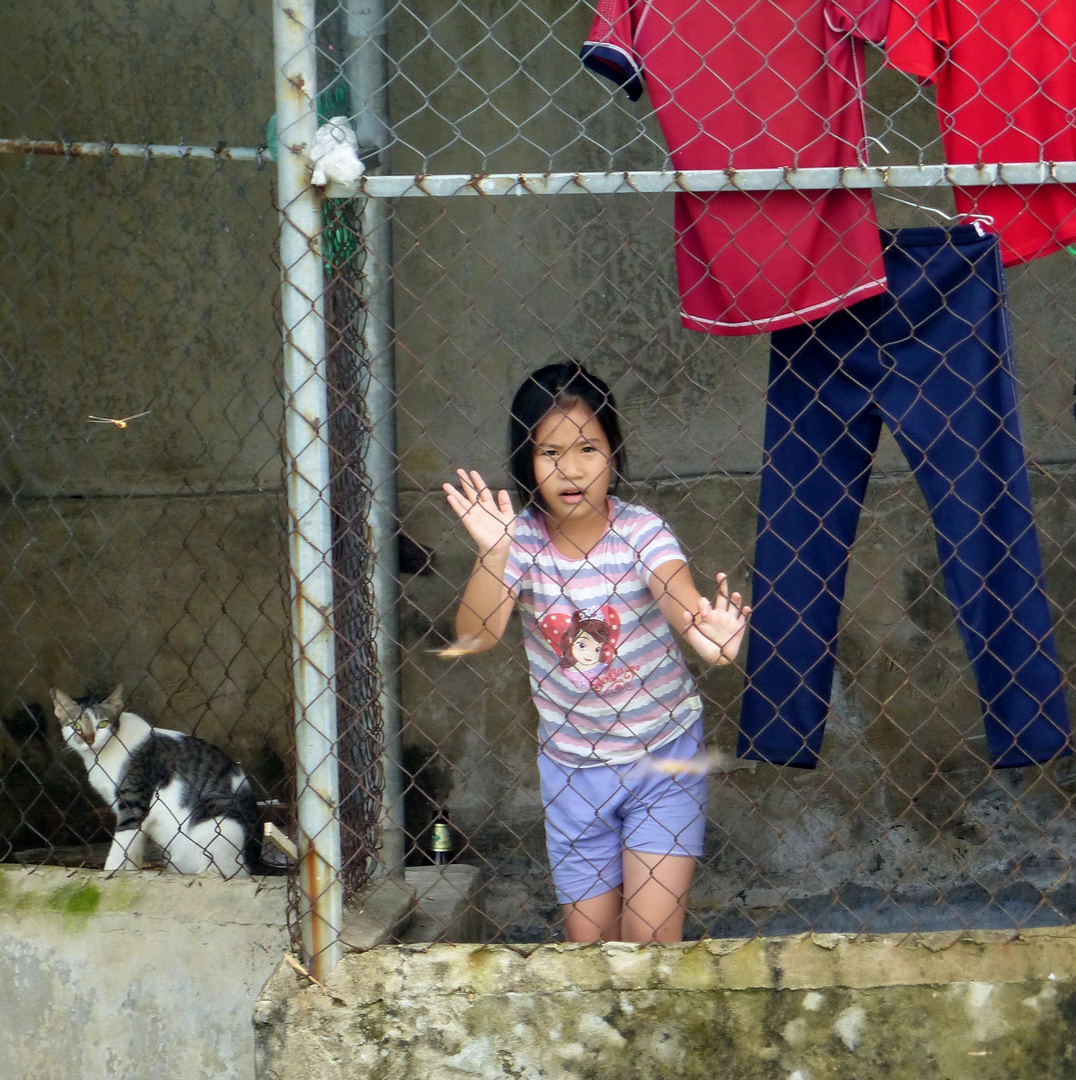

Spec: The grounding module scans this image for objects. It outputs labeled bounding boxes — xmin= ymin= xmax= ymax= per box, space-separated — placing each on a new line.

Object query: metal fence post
xmin=274 ymin=0 xmax=343 ymax=978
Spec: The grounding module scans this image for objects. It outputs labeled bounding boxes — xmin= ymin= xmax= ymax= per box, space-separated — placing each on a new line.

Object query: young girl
xmin=443 ymin=363 xmax=748 ymax=943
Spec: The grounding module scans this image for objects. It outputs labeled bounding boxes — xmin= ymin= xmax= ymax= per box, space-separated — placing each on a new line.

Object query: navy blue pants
xmin=739 ymin=225 xmax=1071 ymax=769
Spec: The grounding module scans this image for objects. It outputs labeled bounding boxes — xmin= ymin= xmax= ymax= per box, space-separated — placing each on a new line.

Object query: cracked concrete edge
xmin=251 ymin=925 xmax=1076 ymax=1010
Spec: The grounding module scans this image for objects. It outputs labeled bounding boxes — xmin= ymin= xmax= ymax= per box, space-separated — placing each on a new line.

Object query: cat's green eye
xmin=97 ymin=720 xmax=109 ymax=728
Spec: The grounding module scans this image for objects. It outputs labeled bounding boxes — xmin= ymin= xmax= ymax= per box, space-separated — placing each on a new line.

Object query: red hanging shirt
xmin=582 ymin=0 xmax=890 ymax=336
xmin=886 ymin=0 xmax=1076 ymax=265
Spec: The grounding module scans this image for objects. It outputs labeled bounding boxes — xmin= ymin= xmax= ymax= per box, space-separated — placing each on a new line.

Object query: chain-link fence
xmin=0 ymin=2 xmax=291 ymax=878
xmin=3 ymin=0 xmax=1076 ymax=974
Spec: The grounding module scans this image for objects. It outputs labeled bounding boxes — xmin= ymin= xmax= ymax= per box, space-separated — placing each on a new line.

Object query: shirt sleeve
xmin=824 ymin=0 xmax=892 ymax=45
xmin=580 ymin=0 xmax=645 ymax=102
xmin=632 ymin=510 xmax=687 ymax=581
xmin=504 ymin=535 xmax=526 ymax=601
xmin=885 ymin=0 xmax=948 ymax=83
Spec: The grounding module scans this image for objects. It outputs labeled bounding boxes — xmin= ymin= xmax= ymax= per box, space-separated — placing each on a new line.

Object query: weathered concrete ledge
xmin=253 ymin=927 xmax=1076 ymax=1079
xmin=0 ymin=865 xmax=289 ymax=1080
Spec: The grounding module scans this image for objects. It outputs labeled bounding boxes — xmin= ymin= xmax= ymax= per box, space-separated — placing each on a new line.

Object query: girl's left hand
xmin=682 ymin=573 xmax=750 ymax=666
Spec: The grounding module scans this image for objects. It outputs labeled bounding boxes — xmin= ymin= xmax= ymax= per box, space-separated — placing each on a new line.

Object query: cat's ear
xmin=50 ymin=688 xmax=80 ymax=724
xmin=98 ymin=685 xmax=125 ymax=722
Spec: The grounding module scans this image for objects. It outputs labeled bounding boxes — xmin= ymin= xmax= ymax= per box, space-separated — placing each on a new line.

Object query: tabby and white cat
xmin=53 ymin=685 xmax=265 ymax=877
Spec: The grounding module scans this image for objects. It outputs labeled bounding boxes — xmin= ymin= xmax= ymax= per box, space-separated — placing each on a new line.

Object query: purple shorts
xmin=538 ymin=725 xmax=708 ymax=905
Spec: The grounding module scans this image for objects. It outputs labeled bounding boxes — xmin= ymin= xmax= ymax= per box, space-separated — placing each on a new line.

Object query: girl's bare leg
xmin=562 ymin=887 xmax=623 ymax=942
xmin=620 ymin=851 xmax=695 ymax=943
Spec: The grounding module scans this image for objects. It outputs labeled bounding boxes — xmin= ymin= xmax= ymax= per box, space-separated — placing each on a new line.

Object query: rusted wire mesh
xmin=325 ymin=198 xmax=386 ymax=898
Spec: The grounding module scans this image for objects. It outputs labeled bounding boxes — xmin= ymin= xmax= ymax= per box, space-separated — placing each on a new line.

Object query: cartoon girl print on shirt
xmin=540 ymin=605 xmax=633 ymax=692
xmin=561 ymin=612 xmax=614 ymax=687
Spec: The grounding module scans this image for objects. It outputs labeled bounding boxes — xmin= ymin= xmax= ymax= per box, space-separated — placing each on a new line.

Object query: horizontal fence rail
xmin=4 ymin=138 xmax=1076 ymax=196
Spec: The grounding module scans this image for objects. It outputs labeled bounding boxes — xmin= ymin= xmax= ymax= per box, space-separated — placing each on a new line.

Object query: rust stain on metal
xmin=1 ymin=139 xmax=69 ymax=157
xmin=303 ymin=849 xmax=327 ymax=969
xmin=466 ymin=172 xmax=490 ymax=194
xmin=1 ymin=139 xmax=238 ymax=160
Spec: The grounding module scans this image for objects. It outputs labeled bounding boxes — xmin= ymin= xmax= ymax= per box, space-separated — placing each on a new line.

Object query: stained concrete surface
xmin=0 ymin=866 xmax=289 ymax=1080
xmin=253 ymin=928 xmax=1076 ymax=1080
xmin=0 ymin=863 xmax=477 ymax=1079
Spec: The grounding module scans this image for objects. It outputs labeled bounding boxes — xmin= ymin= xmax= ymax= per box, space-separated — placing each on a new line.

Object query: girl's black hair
xmin=508 ymin=363 xmax=626 ymax=508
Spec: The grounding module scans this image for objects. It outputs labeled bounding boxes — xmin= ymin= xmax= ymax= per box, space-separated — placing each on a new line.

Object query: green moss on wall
xmin=0 ymin=870 xmax=139 ymax=919
xmin=45 ymin=881 xmax=101 ymax=917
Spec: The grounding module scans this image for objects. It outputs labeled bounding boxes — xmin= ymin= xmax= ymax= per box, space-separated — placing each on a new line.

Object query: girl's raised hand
xmin=443 ymin=469 xmax=517 ymax=556
xmin=682 ymin=573 xmax=750 ymax=666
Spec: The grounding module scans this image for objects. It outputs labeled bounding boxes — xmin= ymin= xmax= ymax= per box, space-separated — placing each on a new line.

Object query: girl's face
xmin=532 ymin=402 xmax=613 ymax=526
xmin=570 ymin=631 xmax=603 ymax=669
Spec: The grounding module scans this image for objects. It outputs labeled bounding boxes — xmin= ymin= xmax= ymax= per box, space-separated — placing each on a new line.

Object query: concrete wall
xmin=0 ymin=866 xmax=288 ymax=1080
xmin=0 ymin=3 xmax=290 ymax=845
xmin=254 ymin=928 xmax=1076 ymax=1079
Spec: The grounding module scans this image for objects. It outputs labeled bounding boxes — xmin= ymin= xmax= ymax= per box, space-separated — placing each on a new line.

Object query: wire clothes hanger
xmin=859 ymin=137 xmax=995 ymax=229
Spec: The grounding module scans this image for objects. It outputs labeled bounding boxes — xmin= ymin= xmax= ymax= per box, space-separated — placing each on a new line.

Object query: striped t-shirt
xmin=505 ymin=497 xmax=702 ymax=767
